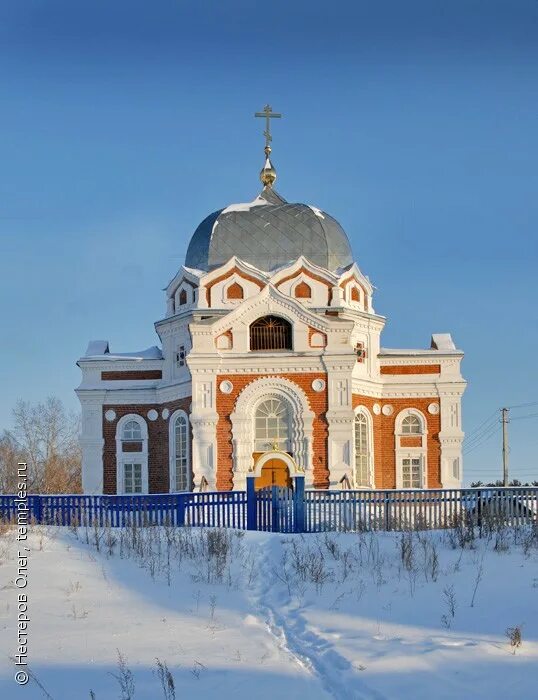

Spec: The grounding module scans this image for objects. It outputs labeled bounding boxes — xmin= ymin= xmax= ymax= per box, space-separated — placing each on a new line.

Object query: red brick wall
xmin=400 ymin=436 xmax=423 ymax=448
xmin=380 ymin=365 xmax=440 ymax=375
xmin=294 ymin=281 xmax=312 ymax=298
xmin=352 ymin=395 xmax=441 ymax=489
xmin=226 ymin=282 xmax=244 ymax=300
xmin=215 ymin=373 xmax=329 ymax=490
xmin=102 ymin=398 xmax=191 ymax=494
xmin=101 ymin=370 xmax=163 ymax=380
xmin=122 ymin=442 xmax=143 ymax=452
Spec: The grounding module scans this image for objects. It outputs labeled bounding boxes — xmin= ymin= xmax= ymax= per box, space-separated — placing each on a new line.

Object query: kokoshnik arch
xmin=76 ymin=106 xmax=466 ymax=495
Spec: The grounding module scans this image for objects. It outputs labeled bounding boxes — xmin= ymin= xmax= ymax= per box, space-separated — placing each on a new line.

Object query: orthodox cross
xmin=336 ymin=380 xmax=348 ymax=407
xmin=254 ymin=104 xmax=282 ymax=149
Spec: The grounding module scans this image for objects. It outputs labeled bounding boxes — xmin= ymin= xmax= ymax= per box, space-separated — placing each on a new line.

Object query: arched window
xmin=116 ymin=416 xmax=148 ymax=494
xmin=294 ymin=281 xmax=312 ymax=299
xmin=179 ymin=289 xmax=188 ymax=306
xmin=250 ymin=316 xmax=292 ymax=351
xmin=226 ymin=282 xmax=244 ymax=300
xmin=396 ymin=410 xmax=427 ymax=489
xmin=255 ymin=398 xmax=290 ymax=452
xmin=171 ymin=412 xmax=190 ymax=491
xmin=401 ymin=414 xmax=422 ymax=434
xmin=354 ymin=412 xmax=371 ymax=487
xmin=351 ymin=286 xmax=360 ymax=302
xmin=122 ymin=420 xmax=142 ymax=441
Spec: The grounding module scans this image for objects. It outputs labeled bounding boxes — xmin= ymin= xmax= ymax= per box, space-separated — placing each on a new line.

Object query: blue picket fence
xmin=1 ymin=485 xmax=537 ymax=533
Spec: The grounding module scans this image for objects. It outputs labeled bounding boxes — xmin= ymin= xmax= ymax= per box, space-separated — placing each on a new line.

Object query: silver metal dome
xmin=185 ymin=187 xmax=354 ymax=273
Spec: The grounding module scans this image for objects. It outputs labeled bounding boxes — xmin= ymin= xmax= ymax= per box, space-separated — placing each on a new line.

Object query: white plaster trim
xmin=230 ymin=377 xmax=315 ymax=484
xmin=251 ymin=450 xmax=301 ymax=477
xmin=270 ymin=255 xmax=338 ymax=287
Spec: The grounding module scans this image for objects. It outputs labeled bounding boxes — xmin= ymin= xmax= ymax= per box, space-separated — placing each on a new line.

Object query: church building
xmin=77 ymin=107 xmax=466 ymax=495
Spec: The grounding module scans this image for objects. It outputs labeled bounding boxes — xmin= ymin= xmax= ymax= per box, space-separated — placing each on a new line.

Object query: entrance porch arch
xmin=252 ymin=450 xmax=299 ymax=490
xmin=230 ymin=377 xmax=315 ymax=489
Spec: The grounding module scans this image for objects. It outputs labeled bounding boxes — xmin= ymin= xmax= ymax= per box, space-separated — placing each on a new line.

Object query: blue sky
xmin=0 ymin=1 xmax=537 ymax=484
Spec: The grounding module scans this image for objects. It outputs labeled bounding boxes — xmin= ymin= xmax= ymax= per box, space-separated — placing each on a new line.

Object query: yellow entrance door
xmin=255 ymin=458 xmax=292 ymax=490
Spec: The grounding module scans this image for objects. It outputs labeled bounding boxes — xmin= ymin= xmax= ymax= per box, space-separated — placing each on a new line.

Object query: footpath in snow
xmin=0 ymin=522 xmax=537 ymax=699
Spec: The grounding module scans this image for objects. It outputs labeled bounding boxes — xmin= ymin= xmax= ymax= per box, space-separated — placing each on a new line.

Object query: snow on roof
xmin=307 ymin=205 xmax=325 ymax=219
xmin=380 ymin=334 xmax=461 ymax=356
xmin=220 ymin=195 xmax=269 ymax=215
xmin=83 ymin=342 xmax=163 ymax=361
xmin=430 ymin=333 xmax=456 ymax=351
xmin=85 ymin=340 xmax=109 ymax=356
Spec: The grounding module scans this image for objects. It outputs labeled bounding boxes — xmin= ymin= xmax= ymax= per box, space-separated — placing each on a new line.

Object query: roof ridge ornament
xmin=254 ymin=104 xmax=281 ymax=187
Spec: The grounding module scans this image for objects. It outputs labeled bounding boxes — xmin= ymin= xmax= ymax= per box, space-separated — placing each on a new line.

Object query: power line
xmin=463 ymin=423 xmax=500 ymax=455
xmin=463 ymin=415 xmax=499 ymax=445
xmin=463 ymin=422 xmax=499 ymax=450
xmin=463 ymin=410 xmax=499 ymax=442
xmin=506 ymin=401 xmax=538 ymax=410
xmin=511 ymin=412 xmax=538 ymax=421
xmin=463 ymin=421 xmax=500 ymax=448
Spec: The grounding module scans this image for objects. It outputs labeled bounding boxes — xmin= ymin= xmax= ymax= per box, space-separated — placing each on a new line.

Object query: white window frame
xmin=353 ymin=406 xmax=374 ymax=488
xmin=115 ymin=414 xmax=149 ymax=494
xmin=394 ymin=409 xmax=428 ymax=489
xmin=123 ymin=462 xmax=144 ymax=494
xmin=401 ymin=414 xmax=422 ymax=434
xmin=254 ymin=397 xmax=291 ymax=453
xmin=169 ymin=410 xmax=191 ymax=492
xmin=401 ymin=456 xmax=424 ymax=489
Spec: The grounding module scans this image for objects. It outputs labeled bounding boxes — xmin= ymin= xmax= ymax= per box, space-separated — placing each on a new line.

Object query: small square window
xmin=124 ymin=463 xmax=143 ymax=494
xmin=402 ymin=458 xmax=422 ymax=488
xmin=176 ymin=345 xmax=186 ymax=367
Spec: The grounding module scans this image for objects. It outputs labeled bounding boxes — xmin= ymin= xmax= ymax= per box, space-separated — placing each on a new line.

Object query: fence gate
xmin=255 ymin=486 xmax=295 ymax=533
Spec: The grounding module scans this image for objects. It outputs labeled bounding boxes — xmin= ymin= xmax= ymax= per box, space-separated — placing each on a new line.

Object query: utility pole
xmin=501 ymin=407 xmax=510 ymax=487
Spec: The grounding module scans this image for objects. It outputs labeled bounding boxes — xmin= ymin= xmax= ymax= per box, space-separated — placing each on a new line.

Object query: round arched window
xmin=122 ymin=420 xmax=142 ymax=441
xmin=401 ymin=414 xmax=422 ymax=434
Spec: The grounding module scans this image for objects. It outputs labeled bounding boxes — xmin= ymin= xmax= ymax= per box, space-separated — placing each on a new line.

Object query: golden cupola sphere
xmin=260 ymin=156 xmax=277 ymax=187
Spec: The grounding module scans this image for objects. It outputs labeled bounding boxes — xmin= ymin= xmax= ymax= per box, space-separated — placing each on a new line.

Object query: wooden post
xmin=246 ymin=476 xmax=257 ymax=530
xmin=176 ymin=494 xmax=185 ymax=527
xmin=293 ymin=474 xmax=306 ymax=533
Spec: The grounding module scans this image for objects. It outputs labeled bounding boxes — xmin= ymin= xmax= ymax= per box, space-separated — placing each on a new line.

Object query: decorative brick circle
xmin=382 ymin=404 xmax=394 ymax=416
xmin=428 ymin=403 xmax=440 ymax=415
xmin=161 ymin=408 xmax=170 ymax=420
xmin=104 ymin=409 xmax=116 ymax=422
xmin=373 ymin=403 xmax=381 ymax=415
xmin=311 ymin=378 xmax=326 ymax=392
xmin=219 ymin=380 xmax=233 ymax=394
xmin=147 ymin=409 xmax=158 ymax=421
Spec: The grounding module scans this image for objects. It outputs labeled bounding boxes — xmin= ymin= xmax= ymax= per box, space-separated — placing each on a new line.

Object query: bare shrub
xmin=447 ymin=511 xmax=475 ymax=550
xmin=154 ymin=658 xmax=175 ymax=699
xmin=470 ymin=553 xmax=485 ymax=608
xmin=110 ymin=650 xmax=135 ymax=700
xmin=191 ymin=660 xmax=207 ymax=680
xmin=399 ymin=533 xmax=414 ymax=571
xmin=441 ymin=584 xmax=457 ymax=628
xmin=505 ymin=625 xmax=522 ymax=654
xmin=494 ymin=528 xmax=510 ymax=553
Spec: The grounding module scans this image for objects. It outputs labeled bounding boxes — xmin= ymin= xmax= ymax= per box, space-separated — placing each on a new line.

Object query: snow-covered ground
xmin=0 ymin=522 xmax=537 ymax=699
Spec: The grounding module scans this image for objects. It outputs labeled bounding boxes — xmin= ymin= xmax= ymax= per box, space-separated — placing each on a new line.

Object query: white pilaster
xmin=439 ymin=394 xmax=464 ymax=487
xmin=77 ymin=390 xmax=106 ymax=494
xmin=189 ymin=372 xmax=218 ymax=490
xmin=324 ymin=357 xmax=356 ymax=487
